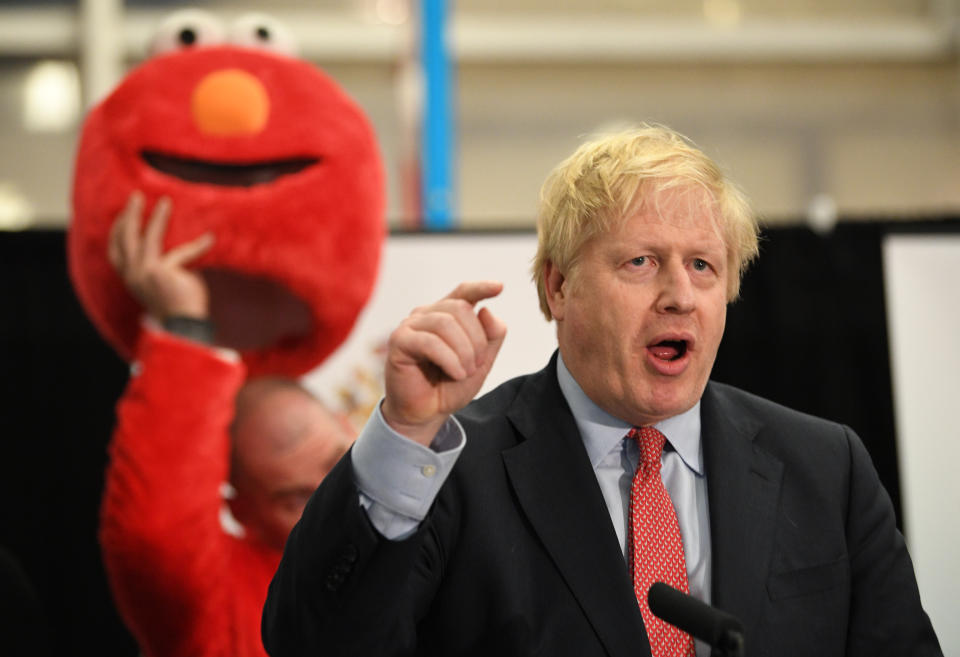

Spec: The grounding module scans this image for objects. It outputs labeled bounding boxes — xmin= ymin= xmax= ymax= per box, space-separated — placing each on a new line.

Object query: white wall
xmin=883 ymin=234 xmax=960 ymax=654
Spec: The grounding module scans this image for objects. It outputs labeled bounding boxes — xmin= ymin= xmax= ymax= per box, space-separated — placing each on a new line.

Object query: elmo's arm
xmin=99 ymin=325 xmax=245 ymax=655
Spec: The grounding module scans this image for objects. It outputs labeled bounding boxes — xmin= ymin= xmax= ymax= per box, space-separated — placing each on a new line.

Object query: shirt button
xmin=421 ymin=464 xmax=437 ymax=478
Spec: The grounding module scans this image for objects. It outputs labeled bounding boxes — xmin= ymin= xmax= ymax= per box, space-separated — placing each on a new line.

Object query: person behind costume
xmin=68 ymin=9 xmax=384 ymax=378
xmin=66 ymin=10 xmax=386 ymax=657
xmin=263 ymin=124 xmax=942 ymax=657
xmin=100 ymin=192 xmax=354 ymax=657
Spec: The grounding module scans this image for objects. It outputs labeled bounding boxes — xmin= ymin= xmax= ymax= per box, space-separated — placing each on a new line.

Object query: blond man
xmin=264 ymin=125 xmax=940 ymax=657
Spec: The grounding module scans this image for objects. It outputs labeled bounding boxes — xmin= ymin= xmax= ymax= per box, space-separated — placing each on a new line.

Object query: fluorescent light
xmin=23 ymin=59 xmax=81 ymax=133
xmin=0 ymin=183 xmax=35 ymax=231
xmin=703 ymin=0 xmax=743 ymax=28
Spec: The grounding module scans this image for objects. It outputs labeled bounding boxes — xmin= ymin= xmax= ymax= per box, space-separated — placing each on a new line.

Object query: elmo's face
xmin=69 ymin=39 xmax=385 ymax=377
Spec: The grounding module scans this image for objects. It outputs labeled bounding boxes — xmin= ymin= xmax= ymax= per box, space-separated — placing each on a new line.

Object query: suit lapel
xmin=501 ymin=357 xmax=649 ymax=657
xmin=701 ymin=383 xmax=783 ymax=643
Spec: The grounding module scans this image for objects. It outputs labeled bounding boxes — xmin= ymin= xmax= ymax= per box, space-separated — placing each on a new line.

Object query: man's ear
xmin=223 ymin=476 xmax=251 ymax=523
xmin=226 ymin=492 xmax=249 ymax=526
xmin=544 ymin=260 xmax=567 ymax=321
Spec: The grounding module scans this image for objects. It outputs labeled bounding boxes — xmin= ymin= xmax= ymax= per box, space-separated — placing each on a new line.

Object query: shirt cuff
xmin=351 ymin=400 xmax=465 ymax=534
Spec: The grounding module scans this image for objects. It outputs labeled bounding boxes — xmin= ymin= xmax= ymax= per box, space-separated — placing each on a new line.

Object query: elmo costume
xmin=67 ymin=10 xmax=385 ymax=657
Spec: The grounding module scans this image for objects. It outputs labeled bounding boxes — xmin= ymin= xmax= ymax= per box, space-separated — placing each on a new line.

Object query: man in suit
xmin=263 ymin=125 xmax=941 ymax=656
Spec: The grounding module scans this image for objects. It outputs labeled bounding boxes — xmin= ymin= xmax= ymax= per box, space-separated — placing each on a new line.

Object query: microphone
xmin=647 ymin=582 xmax=745 ymax=657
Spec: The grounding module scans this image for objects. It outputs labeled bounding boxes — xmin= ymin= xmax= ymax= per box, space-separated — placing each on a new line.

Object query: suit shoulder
xmin=705 ymin=381 xmax=864 ymax=496
xmin=456 ymin=373 xmax=529 ymax=427
xmin=452 ymin=361 xmax=561 ymax=456
xmin=704 ymin=380 xmax=861 ymax=469
xmin=706 ymin=380 xmax=847 ymax=435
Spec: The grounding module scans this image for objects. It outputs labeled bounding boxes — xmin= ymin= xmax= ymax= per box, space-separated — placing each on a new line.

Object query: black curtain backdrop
xmin=713 ymin=217 xmax=959 ymax=528
xmin=715 ymin=221 xmax=901 ymax=516
xmin=0 ymin=220 xmax=956 ymax=651
xmin=0 ymin=231 xmax=135 ymax=655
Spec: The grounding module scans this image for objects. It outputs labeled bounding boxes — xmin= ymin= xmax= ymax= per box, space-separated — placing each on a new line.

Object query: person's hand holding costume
xmin=108 ymin=191 xmax=214 ymax=324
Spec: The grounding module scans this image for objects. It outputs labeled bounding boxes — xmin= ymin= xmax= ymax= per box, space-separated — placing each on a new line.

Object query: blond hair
xmin=532 ymin=124 xmax=759 ymax=320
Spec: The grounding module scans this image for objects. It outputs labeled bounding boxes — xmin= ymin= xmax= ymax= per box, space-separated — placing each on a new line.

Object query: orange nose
xmin=190 ymin=69 xmax=269 ymax=136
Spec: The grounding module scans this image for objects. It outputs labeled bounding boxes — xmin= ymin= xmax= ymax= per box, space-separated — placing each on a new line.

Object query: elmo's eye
xmin=230 ymin=13 xmax=298 ymax=56
xmin=150 ymin=9 xmax=225 ymax=56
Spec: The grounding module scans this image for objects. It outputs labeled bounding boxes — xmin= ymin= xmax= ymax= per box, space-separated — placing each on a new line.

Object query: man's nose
xmin=656 ymin=260 xmax=695 ymax=314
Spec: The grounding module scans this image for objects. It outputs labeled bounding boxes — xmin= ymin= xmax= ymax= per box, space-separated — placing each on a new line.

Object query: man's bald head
xmin=228 ymin=376 xmax=354 ymax=551
xmin=230 ymin=377 xmax=326 ymax=459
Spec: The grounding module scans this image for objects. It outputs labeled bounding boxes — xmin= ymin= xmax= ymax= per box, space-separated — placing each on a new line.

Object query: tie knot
xmin=629 ymin=426 xmax=666 ymax=471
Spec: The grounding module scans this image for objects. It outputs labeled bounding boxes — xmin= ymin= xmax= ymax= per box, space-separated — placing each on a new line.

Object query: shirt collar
xmin=556 ymin=352 xmax=704 ymax=475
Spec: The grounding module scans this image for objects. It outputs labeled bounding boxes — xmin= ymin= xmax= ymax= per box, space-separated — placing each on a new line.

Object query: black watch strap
xmin=162 ymin=316 xmax=215 ymax=345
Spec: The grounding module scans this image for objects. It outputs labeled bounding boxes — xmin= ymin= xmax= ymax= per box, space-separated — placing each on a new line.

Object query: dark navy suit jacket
xmin=263 ymin=354 xmax=941 ymax=657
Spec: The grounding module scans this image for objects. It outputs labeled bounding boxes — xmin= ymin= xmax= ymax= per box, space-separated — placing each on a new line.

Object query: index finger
xmin=444 ymin=280 xmax=504 ymax=305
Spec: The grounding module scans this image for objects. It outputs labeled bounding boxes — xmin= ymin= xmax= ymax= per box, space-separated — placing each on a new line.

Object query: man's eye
xmin=630 ymin=256 xmax=647 ymax=266
xmin=692 ymin=258 xmax=710 ymax=271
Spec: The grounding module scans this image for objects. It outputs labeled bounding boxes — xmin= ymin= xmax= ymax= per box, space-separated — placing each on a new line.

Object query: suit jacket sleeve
xmin=262 ymin=452 xmax=447 ymax=657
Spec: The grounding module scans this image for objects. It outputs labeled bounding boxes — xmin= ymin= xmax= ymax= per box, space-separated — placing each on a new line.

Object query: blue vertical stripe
xmin=421 ymin=0 xmax=456 ymax=229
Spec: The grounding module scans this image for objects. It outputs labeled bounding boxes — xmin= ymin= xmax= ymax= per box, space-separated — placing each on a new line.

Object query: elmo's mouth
xmin=202 ymin=269 xmax=314 ymax=351
xmin=142 ymin=150 xmax=319 ymax=187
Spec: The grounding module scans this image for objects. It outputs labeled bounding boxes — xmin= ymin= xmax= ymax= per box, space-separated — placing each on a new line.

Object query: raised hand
xmin=108 ymin=191 xmax=214 ymax=322
xmin=381 ymin=281 xmax=508 ymax=446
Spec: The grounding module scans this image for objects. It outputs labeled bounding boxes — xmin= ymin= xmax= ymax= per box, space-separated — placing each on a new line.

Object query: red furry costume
xmin=68 ymin=15 xmax=384 ymax=657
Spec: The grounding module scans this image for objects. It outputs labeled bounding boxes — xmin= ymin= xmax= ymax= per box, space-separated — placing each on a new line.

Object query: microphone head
xmin=647 ymin=582 xmax=745 ymax=652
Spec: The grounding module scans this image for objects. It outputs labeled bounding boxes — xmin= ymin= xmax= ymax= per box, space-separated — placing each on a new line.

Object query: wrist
xmin=380 ymin=399 xmax=448 ymax=448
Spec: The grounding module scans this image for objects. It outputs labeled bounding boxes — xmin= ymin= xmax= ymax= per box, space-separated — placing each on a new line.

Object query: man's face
xmin=547 ymin=184 xmax=729 ymax=427
xmin=231 ymin=390 xmax=352 ymax=551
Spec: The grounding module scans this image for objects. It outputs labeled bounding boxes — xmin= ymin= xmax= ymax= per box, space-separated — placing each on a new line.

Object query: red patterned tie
xmin=628 ymin=426 xmax=696 ymax=657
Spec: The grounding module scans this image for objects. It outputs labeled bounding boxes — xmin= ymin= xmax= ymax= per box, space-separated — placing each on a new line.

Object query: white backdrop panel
xmin=883 ymin=233 xmax=960 ymax=655
xmin=303 ymin=232 xmax=557 ymax=420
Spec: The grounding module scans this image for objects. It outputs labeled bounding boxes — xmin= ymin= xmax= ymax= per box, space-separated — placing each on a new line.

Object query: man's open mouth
xmin=142 ymin=150 xmax=319 ymax=186
xmin=649 ymin=339 xmax=688 ymax=362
